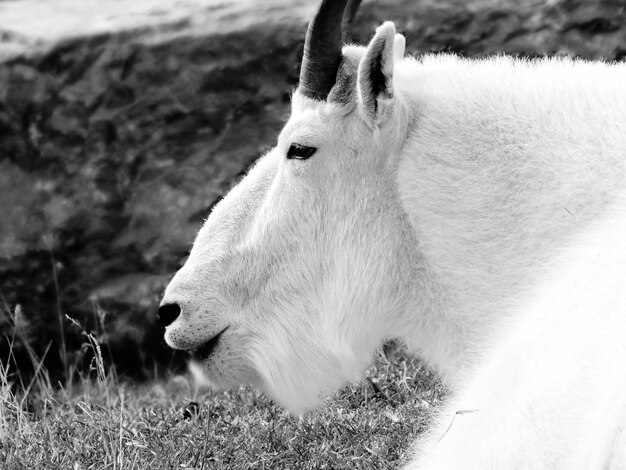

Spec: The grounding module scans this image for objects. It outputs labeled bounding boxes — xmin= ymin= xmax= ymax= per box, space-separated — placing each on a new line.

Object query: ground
xmin=1 ymin=338 xmax=445 ymax=469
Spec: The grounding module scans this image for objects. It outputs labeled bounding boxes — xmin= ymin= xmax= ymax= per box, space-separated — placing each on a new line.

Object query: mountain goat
xmin=159 ymin=0 xmax=626 ymax=467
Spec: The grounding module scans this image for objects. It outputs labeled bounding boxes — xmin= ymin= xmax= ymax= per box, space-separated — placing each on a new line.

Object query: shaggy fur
xmin=161 ymin=21 xmax=626 ymax=469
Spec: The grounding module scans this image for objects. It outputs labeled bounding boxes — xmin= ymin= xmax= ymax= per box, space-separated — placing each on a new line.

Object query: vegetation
xmin=1 ymin=305 xmax=445 ymax=470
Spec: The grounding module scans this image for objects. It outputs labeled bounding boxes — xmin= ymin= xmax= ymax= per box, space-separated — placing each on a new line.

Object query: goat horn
xmin=299 ymin=0 xmax=361 ymax=101
xmin=342 ymin=0 xmax=362 ymax=44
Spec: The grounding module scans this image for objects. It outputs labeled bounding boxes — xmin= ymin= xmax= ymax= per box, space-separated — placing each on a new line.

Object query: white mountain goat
xmin=159 ymin=0 xmax=626 ymax=467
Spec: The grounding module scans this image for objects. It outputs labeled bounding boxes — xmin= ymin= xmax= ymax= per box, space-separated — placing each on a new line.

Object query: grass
xmin=1 ymin=306 xmax=446 ymax=470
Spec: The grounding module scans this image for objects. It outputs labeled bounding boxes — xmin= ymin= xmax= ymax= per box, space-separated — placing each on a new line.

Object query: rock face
xmin=0 ymin=0 xmax=624 ymax=381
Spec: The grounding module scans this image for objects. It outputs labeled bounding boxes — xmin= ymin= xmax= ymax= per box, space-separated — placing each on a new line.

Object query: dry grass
xmin=1 ymin=307 xmax=446 ymax=470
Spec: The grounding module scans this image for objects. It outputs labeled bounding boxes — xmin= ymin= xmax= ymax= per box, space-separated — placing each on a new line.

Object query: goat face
xmin=160 ymin=23 xmax=421 ymax=412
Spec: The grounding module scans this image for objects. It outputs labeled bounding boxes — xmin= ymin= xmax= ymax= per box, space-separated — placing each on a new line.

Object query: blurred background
xmin=1 ymin=0 xmax=624 ymax=385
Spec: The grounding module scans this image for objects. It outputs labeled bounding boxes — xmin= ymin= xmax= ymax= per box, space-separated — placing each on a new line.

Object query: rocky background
xmin=1 ymin=0 xmax=625 ymax=383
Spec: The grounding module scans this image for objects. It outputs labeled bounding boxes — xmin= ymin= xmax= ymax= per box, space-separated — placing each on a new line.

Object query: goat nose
xmin=158 ymin=303 xmax=181 ymax=327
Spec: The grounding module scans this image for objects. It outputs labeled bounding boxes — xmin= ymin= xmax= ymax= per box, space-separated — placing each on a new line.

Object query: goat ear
xmin=357 ymin=22 xmax=402 ymax=122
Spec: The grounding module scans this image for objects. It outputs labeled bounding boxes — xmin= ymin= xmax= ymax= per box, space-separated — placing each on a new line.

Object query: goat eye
xmin=287 ymin=143 xmax=317 ymax=160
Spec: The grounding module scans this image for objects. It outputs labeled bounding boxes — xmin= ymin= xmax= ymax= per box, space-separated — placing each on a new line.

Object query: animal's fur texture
xmin=161 ymin=20 xmax=626 ymax=469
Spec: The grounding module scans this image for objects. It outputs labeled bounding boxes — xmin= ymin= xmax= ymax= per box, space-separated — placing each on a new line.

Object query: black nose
xmin=158 ymin=303 xmax=181 ymax=327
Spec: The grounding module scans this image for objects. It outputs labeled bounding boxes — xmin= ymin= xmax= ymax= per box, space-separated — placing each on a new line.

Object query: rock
xmin=0 ymin=0 xmax=624 ymax=382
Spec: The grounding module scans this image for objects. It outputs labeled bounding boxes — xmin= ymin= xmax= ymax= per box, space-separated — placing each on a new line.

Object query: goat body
xmin=161 ymin=12 xmax=626 ymax=469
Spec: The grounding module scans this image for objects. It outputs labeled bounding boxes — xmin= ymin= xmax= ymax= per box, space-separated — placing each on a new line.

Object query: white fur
xmin=161 ymin=20 xmax=626 ymax=469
